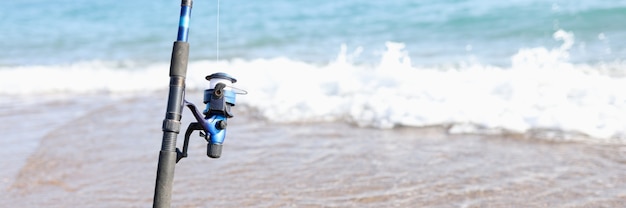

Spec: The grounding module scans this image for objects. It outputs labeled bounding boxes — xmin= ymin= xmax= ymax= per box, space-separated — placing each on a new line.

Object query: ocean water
xmin=2 ymin=0 xmax=626 ymax=207
xmin=2 ymin=0 xmax=626 ymax=141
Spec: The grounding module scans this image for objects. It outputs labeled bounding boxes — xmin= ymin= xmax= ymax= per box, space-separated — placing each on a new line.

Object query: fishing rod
xmin=153 ymin=0 xmax=244 ymax=207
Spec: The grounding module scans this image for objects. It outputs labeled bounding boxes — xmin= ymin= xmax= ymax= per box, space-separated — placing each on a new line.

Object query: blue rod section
xmin=177 ymin=5 xmax=192 ymax=42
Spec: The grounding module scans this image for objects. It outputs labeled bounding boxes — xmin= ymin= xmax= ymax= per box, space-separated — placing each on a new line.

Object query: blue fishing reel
xmin=177 ymin=72 xmax=244 ymax=161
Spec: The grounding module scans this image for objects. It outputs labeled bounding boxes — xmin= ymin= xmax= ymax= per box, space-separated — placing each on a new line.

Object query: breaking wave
xmin=2 ymin=30 xmax=625 ymax=143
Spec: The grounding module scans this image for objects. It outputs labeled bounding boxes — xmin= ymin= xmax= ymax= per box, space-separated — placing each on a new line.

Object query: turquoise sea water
xmin=2 ymin=0 xmax=626 ymax=66
xmin=2 ymin=0 xmax=626 ymax=141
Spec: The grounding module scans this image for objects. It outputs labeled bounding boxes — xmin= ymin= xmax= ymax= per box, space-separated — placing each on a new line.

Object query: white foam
xmin=0 ymin=61 xmax=170 ymax=95
xmin=1 ymin=30 xmax=626 ymax=142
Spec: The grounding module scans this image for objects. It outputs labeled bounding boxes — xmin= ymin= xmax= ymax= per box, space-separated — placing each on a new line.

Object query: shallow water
xmin=1 ymin=92 xmax=624 ymax=207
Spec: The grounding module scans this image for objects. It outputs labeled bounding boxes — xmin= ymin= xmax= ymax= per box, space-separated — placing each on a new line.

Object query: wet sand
xmin=1 ymin=92 xmax=625 ymax=207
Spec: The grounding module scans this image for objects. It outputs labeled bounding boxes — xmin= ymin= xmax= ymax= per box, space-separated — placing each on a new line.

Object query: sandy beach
xmin=0 ymin=91 xmax=624 ymax=207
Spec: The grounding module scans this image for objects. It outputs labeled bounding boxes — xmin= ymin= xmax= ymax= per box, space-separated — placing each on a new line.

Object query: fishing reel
xmin=176 ymin=72 xmax=245 ymax=161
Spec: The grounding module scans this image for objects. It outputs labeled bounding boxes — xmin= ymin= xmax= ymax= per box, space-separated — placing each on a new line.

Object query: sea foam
xmin=1 ymin=30 xmax=625 ymax=142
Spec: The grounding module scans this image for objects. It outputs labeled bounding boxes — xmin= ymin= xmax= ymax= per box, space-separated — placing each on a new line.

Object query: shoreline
xmin=1 ymin=93 xmax=625 ymax=207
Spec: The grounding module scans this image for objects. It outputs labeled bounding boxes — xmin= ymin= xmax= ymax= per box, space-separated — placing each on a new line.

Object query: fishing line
xmin=216 ymin=0 xmax=220 ymax=61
